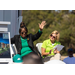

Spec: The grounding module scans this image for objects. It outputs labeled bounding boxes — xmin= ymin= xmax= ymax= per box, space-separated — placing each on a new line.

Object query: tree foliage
xmin=22 ymin=10 xmax=75 ymax=55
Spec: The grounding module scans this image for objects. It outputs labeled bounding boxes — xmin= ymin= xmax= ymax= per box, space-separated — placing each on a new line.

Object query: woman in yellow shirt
xmin=41 ymin=30 xmax=61 ymax=62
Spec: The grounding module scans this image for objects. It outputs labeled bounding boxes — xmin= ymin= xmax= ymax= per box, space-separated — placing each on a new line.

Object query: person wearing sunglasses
xmin=11 ymin=21 xmax=46 ymax=64
xmin=41 ymin=30 xmax=61 ymax=62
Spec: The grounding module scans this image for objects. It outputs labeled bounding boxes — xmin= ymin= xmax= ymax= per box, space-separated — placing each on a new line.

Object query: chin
xmin=51 ymin=39 xmax=54 ymax=41
xmin=24 ymin=36 xmax=26 ymax=38
xmin=22 ymin=36 xmax=26 ymax=38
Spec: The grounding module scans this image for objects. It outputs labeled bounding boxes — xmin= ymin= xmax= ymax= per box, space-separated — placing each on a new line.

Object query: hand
xmin=54 ymin=48 xmax=60 ymax=54
xmin=38 ymin=21 xmax=46 ymax=31
xmin=54 ymin=50 xmax=57 ymax=54
xmin=54 ymin=48 xmax=57 ymax=54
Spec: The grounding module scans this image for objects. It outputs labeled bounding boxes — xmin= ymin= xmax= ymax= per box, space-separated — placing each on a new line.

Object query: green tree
xmin=22 ymin=10 xmax=75 ymax=56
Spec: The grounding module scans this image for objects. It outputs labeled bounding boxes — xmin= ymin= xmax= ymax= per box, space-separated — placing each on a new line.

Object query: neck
xmin=69 ymin=55 xmax=73 ymax=57
xmin=51 ymin=40 xmax=55 ymax=44
xmin=20 ymin=36 xmax=26 ymax=39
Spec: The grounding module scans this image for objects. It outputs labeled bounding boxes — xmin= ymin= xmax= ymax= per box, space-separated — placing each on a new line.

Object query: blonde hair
xmin=49 ymin=30 xmax=60 ymax=41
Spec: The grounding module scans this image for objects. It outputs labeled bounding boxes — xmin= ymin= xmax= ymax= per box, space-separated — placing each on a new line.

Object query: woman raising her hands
xmin=11 ymin=21 xmax=46 ymax=64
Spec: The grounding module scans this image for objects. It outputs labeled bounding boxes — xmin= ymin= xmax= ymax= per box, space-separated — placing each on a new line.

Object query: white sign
xmin=53 ymin=45 xmax=64 ymax=51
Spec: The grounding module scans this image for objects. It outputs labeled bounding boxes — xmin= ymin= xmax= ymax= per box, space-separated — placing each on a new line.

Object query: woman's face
xmin=50 ymin=33 xmax=57 ymax=41
xmin=20 ymin=28 xmax=27 ymax=38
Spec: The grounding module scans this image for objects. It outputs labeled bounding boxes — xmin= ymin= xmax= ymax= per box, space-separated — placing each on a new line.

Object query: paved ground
xmin=61 ymin=53 xmax=75 ymax=60
xmin=61 ymin=56 xmax=68 ymax=60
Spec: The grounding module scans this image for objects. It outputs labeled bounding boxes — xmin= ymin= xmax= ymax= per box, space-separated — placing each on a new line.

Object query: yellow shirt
xmin=41 ymin=39 xmax=61 ymax=58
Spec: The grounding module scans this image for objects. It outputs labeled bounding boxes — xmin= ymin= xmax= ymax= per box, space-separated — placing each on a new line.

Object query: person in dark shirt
xmin=11 ymin=21 xmax=46 ymax=64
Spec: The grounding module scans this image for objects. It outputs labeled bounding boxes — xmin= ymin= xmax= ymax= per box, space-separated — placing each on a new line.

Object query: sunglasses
xmin=50 ymin=34 xmax=56 ymax=39
xmin=21 ymin=32 xmax=27 ymax=34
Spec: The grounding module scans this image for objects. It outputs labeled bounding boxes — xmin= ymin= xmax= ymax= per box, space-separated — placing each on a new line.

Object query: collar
xmin=48 ymin=39 xmax=57 ymax=46
xmin=20 ymin=36 xmax=27 ymax=39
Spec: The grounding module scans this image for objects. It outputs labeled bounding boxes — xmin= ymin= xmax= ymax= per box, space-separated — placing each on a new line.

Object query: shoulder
xmin=13 ymin=35 xmax=20 ymax=38
xmin=63 ymin=57 xmax=69 ymax=61
xmin=27 ymin=33 xmax=32 ymax=37
xmin=42 ymin=39 xmax=50 ymax=45
xmin=55 ymin=41 xmax=61 ymax=45
xmin=72 ymin=57 xmax=75 ymax=59
xmin=43 ymin=39 xmax=50 ymax=43
xmin=14 ymin=35 xmax=20 ymax=37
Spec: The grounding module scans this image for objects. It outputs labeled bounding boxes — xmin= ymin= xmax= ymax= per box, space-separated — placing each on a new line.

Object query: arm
xmin=32 ymin=21 xmax=46 ymax=41
xmin=32 ymin=30 xmax=42 ymax=41
xmin=41 ymin=48 xmax=54 ymax=56
xmin=41 ymin=40 xmax=50 ymax=56
xmin=41 ymin=48 xmax=49 ymax=56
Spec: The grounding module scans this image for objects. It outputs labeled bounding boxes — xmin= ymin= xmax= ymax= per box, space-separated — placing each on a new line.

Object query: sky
xmin=69 ymin=10 xmax=72 ymax=12
xmin=55 ymin=10 xmax=72 ymax=12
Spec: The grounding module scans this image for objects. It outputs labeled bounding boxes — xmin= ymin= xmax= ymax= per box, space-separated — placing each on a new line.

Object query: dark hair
xmin=20 ymin=22 xmax=26 ymax=28
xmin=19 ymin=26 xmax=28 ymax=34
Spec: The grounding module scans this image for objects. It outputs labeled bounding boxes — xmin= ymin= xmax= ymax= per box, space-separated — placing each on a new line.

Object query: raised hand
xmin=38 ymin=21 xmax=46 ymax=31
